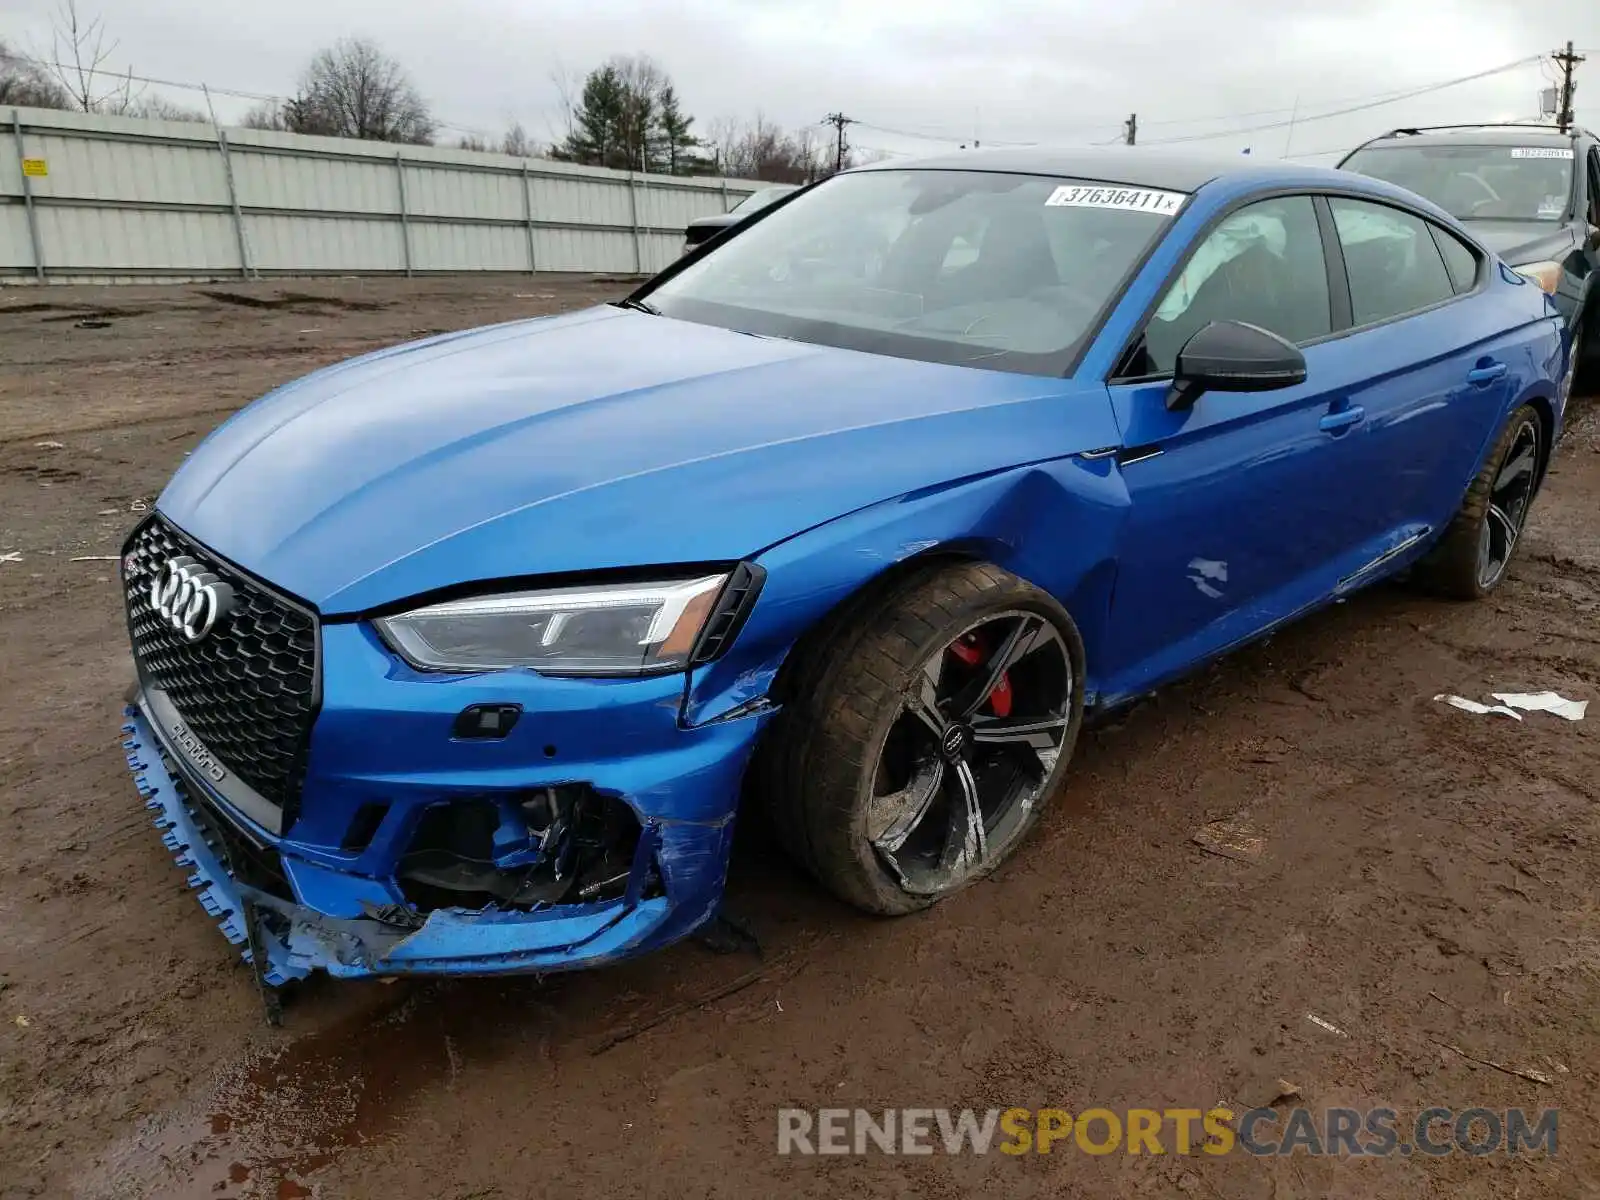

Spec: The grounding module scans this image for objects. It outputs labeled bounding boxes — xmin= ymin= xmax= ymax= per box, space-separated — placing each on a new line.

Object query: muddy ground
xmin=1 ymin=277 xmax=1598 ymax=1199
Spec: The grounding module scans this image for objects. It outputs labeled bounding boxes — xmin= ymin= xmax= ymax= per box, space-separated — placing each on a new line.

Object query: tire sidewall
xmin=830 ymin=577 xmax=1086 ymax=915
xmin=1474 ymin=408 xmax=1542 ymax=594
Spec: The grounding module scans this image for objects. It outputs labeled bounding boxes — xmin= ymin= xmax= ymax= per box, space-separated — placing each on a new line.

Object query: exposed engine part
xmin=395 ymin=785 xmax=651 ymax=914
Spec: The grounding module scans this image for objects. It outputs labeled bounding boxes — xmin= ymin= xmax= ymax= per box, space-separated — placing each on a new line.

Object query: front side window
xmin=1330 ymin=198 xmax=1456 ymax=326
xmin=1341 ymin=143 xmax=1575 ymax=222
xmin=1588 ymin=148 xmax=1600 ymax=225
xmin=1136 ymin=195 xmax=1331 ymax=375
xmin=647 ymin=170 xmax=1185 ymax=375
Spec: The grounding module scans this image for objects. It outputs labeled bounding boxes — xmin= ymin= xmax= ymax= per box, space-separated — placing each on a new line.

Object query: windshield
xmin=646 ymin=169 xmax=1186 ymax=376
xmin=729 ymin=186 xmax=792 ymax=216
xmin=1342 ymin=143 xmax=1575 ymax=222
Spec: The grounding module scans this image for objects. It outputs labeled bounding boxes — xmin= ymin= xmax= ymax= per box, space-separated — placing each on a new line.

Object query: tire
xmin=764 ymin=562 xmax=1085 ymax=916
xmin=1414 ymin=404 xmax=1544 ymax=600
xmin=1573 ymin=312 xmax=1595 ymax=395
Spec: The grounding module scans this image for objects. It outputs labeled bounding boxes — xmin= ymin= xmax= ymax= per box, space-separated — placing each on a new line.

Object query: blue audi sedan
xmin=121 ymin=148 xmax=1569 ymax=992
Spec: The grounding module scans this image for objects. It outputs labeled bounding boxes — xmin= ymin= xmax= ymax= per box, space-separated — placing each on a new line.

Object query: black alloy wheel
xmin=1475 ymin=413 xmax=1540 ymax=591
xmin=865 ymin=611 xmax=1072 ymax=896
xmin=762 ymin=562 xmax=1086 ymax=916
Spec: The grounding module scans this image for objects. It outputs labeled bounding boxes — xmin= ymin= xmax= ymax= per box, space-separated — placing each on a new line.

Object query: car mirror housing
xmin=1166 ymin=320 xmax=1309 ymax=412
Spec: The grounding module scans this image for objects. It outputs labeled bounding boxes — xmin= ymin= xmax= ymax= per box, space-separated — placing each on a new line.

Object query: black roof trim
xmin=1352 ymin=123 xmax=1595 ymax=150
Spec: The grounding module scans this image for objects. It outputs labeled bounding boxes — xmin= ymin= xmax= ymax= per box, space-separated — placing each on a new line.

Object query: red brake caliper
xmin=948 ymin=636 xmax=1013 ymax=717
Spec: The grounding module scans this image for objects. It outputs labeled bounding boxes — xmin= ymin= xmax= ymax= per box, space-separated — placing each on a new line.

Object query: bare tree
xmin=548 ymin=60 xmax=583 ymax=147
xmin=129 ymin=94 xmax=207 ymax=123
xmin=711 ymin=114 xmax=844 ymax=183
xmin=613 ymin=54 xmax=665 ymax=171
xmin=0 ymin=39 xmax=71 ymax=109
xmin=453 ymin=123 xmax=539 ymax=157
xmin=501 ymin=121 xmax=537 ymax=158
xmin=276 ymin=38 xmax=436 ymax=145
xmin=240 ymin=100 xmax=287 ymax=131
xmin=40 ymin=0 xmax=141 ymax=114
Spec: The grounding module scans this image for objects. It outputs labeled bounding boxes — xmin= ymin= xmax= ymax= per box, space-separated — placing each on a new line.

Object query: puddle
xmin=69 ymin=981 xmax=542 ymax=1199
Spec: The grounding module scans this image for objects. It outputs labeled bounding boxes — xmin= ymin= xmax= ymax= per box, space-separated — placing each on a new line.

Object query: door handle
xmin=1319 ymin=405 xmax=1366 ymax=433
xmin=1466 ymin=362 xmax=1508 ymax=385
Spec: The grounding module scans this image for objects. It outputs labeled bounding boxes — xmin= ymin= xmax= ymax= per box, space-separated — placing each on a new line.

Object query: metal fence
xmin=1 ymin=106 xmax=760 ymax=284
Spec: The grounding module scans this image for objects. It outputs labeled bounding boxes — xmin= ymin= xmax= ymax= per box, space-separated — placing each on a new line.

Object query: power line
xmin=1142 ymin=67 xmax=1536 ymax=129
xmin=846 ymin=57 xmax=1543 ymax=159
xmin=853 ymin=118 xmax=1113 ymax=147
xmin=1145 ymin=55 xmax=1541 ymax=145
xmin=0 ymin=49 xmax=501 ymax=139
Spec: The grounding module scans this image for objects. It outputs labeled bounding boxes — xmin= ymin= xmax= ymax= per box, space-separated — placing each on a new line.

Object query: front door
xmin=1101 ymin=194 xmax=1357 ymax=697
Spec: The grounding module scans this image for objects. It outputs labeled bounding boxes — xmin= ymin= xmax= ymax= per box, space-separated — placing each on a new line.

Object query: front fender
xmin=682 ymin=453 xmax=1131 ymax=725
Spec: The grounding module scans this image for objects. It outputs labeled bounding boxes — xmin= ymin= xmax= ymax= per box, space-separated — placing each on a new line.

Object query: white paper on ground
xmin=1491 ymin=692 xmax=1588 ymax=721
xmin=1434 ymin=694 xmax=1523 ymax=720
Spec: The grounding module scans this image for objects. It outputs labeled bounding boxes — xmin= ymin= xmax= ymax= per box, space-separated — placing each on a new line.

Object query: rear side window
xmin=1329 ymin=199 xmax=1456 ymax=326
xmin=1429 ymin=225 xmax=1480 ymax=294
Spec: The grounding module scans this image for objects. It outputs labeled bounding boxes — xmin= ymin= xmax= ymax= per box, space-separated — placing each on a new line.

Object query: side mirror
xmin=1166 ymin=320 xmax=1308 ymax=412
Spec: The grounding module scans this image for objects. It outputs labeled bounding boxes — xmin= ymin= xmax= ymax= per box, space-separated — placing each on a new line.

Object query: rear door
xmin=1320 ymin=197 xmax=1520 ymax=572
xmin=1101 ymin=193 xmax=1367 ymax=692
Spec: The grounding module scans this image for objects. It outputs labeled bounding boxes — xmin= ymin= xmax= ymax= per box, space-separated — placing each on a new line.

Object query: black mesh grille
xmin=123 ymin=515 xmax=319 ymax=815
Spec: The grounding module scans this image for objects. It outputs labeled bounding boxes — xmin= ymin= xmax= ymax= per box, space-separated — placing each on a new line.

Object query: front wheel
xmin=1572 ymin=312 xmax=1594 ymax=396
xmin=1414 ymin=405 xmax=1543 ymax=599
xmin=766 ymin=563 xmax=1085 ymax=916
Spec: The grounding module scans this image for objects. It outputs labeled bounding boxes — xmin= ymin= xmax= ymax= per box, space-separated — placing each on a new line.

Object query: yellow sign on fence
xmin=21 ymin=158 xmax=47 ymax=178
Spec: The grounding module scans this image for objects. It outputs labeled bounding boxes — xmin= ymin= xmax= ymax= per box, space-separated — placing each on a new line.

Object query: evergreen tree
xmin=553 ymin=63 xmax=629 ymax=169
xmin=555 ymin=57 xmax=708 ymax=175
xmin=656 ymin=83 xmax=710 ymax=175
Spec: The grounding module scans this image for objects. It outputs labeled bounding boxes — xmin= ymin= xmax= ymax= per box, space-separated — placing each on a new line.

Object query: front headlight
xmin=1514 ymin=261 xmax=1563 ymax=294
xmin=376 ymin=574 xmax=728 ymax=675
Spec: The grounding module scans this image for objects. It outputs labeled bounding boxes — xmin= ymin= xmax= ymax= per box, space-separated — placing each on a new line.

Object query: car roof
xmin=852 ymin=145 xmax=1356 ymax=194
xmin=1348 ymin=125 xmax=1590 ymax=152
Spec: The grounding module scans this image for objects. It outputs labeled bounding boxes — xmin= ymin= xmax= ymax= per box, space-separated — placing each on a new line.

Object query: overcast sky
xmin=2 ymin=0 xmax=1597 ymax=163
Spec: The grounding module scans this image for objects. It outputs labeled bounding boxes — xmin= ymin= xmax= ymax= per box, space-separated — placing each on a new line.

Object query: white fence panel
xmin=245 ymin=213 xmax=406 ymax=274
xmin=0 ymin=106 xmax=760 ymax=284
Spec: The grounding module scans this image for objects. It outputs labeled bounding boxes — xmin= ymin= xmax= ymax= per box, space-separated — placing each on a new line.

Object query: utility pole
xmin=823 ymin=112 xmax=856 ymax=173
xmin=1124 ymin=113 xmax=1138 ymax=146
xmin=1553 ymin=41 xmax=1585 ymax=133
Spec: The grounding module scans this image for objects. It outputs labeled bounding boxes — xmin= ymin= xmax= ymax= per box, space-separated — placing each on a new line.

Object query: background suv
xmin=681 ymin=184 xmax=798 ymax=256
xmin=1339 ymin=123 xmax=1599 ymax=383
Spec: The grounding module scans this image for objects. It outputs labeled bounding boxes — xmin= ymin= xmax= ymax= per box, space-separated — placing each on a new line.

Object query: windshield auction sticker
xmin=1510 ymin=147 xmax=1574 ymax=159
xmin=1045 ymin=185 xmax=1187 ymax=215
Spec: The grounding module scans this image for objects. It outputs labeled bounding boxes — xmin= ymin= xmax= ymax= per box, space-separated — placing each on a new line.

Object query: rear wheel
xmin=1573 ymin=312 xmax=1594 ymax=395
xmin=765 ymin=563 xmax=1084 ymax=915
xmin=1414 ymin=405 xmax=1543 ymax=599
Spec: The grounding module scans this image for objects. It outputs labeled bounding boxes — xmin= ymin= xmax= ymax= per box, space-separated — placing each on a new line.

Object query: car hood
xmin=159 ymin=307 xmax=1117 ymax=614
xmin=1462 ymin=219 xmax=1576 ymax=266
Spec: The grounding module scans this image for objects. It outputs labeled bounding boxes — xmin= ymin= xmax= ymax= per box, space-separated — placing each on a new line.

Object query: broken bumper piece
xmin=121 ymin=703 xmax=756 ymax=983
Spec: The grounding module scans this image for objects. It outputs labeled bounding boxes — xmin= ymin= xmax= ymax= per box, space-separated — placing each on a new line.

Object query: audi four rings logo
xmin=149 ymin=556 xmax=235 ymax=642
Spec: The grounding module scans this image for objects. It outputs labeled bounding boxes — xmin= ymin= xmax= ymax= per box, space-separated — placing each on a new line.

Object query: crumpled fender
xmin=682 ymin=450 xmax=1131 ymax=727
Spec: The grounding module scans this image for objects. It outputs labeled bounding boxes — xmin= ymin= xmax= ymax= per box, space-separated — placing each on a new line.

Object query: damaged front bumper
xmin=120 ymin=679 xmax=771 ymax=984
